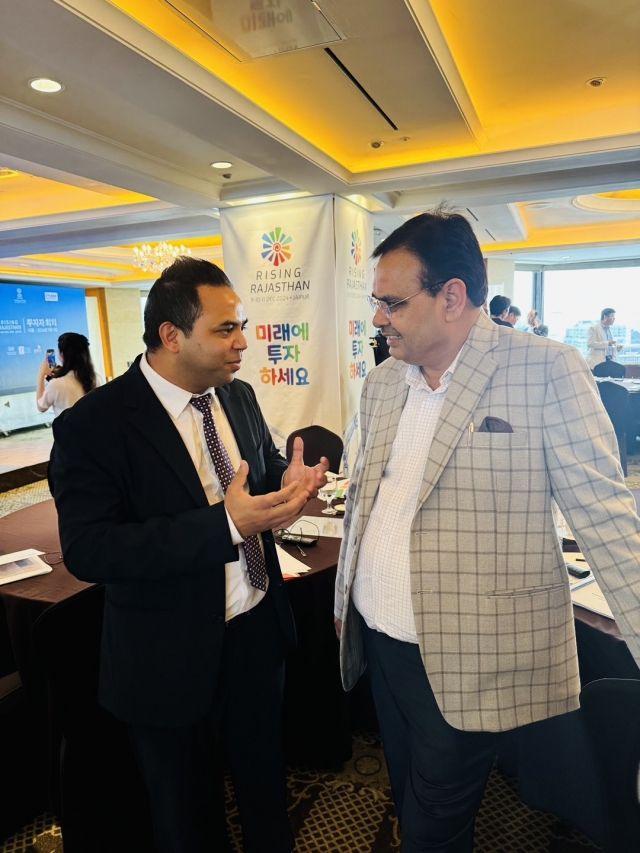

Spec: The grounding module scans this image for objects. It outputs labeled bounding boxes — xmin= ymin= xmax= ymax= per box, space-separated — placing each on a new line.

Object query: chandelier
xmin=133 ymin=242 xmax=192 ymax=273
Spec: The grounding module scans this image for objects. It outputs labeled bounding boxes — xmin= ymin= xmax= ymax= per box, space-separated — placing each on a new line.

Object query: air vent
xmin=163 ymin=0 xmax=343 ymax=61
xmin=465 ymin=207 xmax=479 ymax=222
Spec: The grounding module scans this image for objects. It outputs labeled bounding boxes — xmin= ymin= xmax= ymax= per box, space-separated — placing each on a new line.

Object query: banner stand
xmin=221 ymin=195 xmax=376 ymax=473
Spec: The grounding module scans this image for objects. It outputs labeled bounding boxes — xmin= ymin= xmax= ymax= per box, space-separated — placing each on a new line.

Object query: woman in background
xmin=36 ymin=332 xmax=99 ymax=417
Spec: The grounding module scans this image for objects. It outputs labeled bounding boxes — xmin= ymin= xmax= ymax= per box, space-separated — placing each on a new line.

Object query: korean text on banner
xmin=334 ymin=197 xmax=376 ymax=475
xmin=220 ymin=196 xmax=340 ymax=452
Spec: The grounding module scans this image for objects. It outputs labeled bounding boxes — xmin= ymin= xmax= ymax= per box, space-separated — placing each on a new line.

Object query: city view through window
xmin=543 ymin=268 xmax=640 ymax=363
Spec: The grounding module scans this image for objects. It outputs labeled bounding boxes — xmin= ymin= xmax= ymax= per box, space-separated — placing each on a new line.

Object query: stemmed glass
xmin=318 ymin=473 xmax=338 ymax=515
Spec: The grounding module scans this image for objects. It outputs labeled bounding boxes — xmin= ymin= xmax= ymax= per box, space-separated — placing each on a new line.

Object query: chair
xmin=593 ymin=361 xmax=626 ymax=378
xmin=624 ymin=364 xmax=640 ymax=378
xmin=598 ymin=381 xmax=629 ymax=475
xmin=580 ymin=678 xmax=640 ymax=852
xmin=33 ymin=586 xmax=153 ymax=853
xmin=286 ymin=425 xmax=344 ymax=473
xmin=0 ymin=670 xmax=41 ymax=838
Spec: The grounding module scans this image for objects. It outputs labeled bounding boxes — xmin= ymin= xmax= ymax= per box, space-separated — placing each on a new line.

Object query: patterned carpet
xmin=0 ymin=479 xmax=51 ymax=518
xmin=1 ymin=733 xmax=601 ymax=853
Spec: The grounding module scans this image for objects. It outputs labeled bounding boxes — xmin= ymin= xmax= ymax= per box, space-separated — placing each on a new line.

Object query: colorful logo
xmin=262 ymin=227 xmax=292 ymax=266
xmin=350 ymin=229 xmax=362 ymax=265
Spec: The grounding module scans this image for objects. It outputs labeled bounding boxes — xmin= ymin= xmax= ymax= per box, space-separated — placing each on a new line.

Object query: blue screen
xmin=0 ymin=283 xmax=89 ymax=394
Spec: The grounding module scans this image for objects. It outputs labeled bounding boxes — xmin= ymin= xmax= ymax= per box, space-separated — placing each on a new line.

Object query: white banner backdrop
xmin=334 ymin=197 xmax=376 ymax=475
xmin=220 ymin=196 xmax=341 ymax=451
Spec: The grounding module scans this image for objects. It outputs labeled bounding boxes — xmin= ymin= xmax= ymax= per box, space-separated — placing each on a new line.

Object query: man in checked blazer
xmin=334 ymin=210 xmax=640 ymax=852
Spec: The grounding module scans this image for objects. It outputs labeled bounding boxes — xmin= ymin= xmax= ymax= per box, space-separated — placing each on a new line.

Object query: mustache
xmin=379 ymin=326 xmax=400 ymax=336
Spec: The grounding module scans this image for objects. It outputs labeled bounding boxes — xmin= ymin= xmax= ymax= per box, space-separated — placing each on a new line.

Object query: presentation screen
xmin=0 ymin=283 xmax=89 ymax=395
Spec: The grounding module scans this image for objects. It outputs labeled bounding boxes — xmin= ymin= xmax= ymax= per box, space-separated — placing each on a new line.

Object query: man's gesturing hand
xmin=225 ymin=461 xmax=309 ymax=539
xmin=283 ymin=436 xmax=329 ymax=496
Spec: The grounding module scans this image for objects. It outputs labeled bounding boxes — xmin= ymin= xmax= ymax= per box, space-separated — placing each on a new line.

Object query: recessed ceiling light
xmin=586 ymin=77 xmax=606 ymax=88
xmin=524 ymin=202 xmax=554 ymax=210
xmin=369 ymin=141 xmax=384 ymax=149
xmin=210 ymin=161 xmax=233 ymax=169
xmin=29 ymin=78 xmax=63 ymax=93
xmin=561 ymin=256 xmax=571 ymax=260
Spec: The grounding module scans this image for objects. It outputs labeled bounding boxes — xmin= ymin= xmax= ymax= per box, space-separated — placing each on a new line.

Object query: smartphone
xmin=46 ymin=349 xmax=56 ymax=369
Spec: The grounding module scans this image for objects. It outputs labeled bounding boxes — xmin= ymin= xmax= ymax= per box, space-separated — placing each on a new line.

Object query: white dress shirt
xmin=140 ymin=354 xmax=266 ymax=620
xmin=351 ymin=352 xmax=461 ymax=643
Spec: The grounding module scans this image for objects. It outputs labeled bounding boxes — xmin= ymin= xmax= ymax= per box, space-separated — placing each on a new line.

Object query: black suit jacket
xmin=49 ymin=357 xmax=295 ymax=727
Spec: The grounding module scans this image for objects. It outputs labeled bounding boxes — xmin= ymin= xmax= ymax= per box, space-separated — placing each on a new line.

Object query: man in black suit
xmin=488 ymin=294 xmax=512 ymax=327
xmin=49 ymin=258 xmax=328 ymax=853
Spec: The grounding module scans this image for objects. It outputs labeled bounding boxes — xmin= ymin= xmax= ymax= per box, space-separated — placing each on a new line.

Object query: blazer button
xmin=213 ymin=614 xmax=223 ymax=623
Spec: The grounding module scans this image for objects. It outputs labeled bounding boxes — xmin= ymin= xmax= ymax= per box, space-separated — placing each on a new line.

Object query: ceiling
xmin=0 ymin=0 xmax=638 ymax=287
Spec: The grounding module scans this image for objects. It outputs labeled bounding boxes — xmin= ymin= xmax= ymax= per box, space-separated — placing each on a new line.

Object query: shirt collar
xmin=139 ymin=353 xmax=218 ymax=419
xmin=405 ymin=349 xmax=462 ymax=394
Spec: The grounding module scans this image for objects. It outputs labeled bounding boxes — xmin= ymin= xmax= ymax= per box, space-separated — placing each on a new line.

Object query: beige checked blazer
xmin=335 ymin=310 xmax=640 ymax=732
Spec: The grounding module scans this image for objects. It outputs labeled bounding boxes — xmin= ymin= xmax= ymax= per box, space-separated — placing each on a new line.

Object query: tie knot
xmin=190 ymin=393 xmax=212 ymax=414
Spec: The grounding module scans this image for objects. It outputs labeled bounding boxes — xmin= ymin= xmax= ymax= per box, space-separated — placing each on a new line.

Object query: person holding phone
xmin=36 ymin=332 xmax=99 ymax=417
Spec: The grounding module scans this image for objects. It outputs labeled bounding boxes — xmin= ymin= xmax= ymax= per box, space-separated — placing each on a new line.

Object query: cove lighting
xmin=29 ymin=78 xmax=63 ymax=93
xmin=210 ymin=161 xmax=233 ymax=169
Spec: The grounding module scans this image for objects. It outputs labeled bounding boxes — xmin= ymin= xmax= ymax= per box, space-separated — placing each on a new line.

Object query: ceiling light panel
xmin=163 ymin=0 xmax=343 ymax=60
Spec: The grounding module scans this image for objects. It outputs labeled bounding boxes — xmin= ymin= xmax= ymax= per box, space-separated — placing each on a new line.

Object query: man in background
xmin=335 ymin=210 xmax=640 ymax=852
xmin=50 ymin=258 xmax=327 ymax=853
xmin=586 ymin=307 xmax=623 ymax=369
xmin=488 ymin=294 xmax=511 ymax=326
xmin=505 ymin=304 xmax=521 ymax=328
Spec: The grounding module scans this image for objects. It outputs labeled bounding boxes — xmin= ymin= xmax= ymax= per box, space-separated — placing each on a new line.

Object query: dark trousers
xmin=361 ymin=617 xmax=502 ymax=853
xmin=129 ymin=593 xmax=293 ymax=853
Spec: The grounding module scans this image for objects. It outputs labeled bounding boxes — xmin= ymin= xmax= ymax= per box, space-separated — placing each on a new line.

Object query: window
xmin=543 ymin=266 xmax=640 ymax=362
xmin=513 ymin=270 xmax=535 ymax=327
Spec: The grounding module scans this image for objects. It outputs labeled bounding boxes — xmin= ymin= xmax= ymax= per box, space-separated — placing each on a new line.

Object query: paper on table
xmin=0 ymin=549 xmax=52 ymax=586
xmin=275 ymin=543 xmax=310 ymax=576
xmin=571 ymin=578 xmax=614 ymax=619
xmin=289 ymin=516 xmax=344 ymax=539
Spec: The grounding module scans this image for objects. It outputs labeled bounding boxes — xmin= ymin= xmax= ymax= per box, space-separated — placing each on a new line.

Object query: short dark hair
xmin=143 ymin=257 xmax=232 ymax=351
xmin=489 ymin=295 xmax=511 ymax=316
xmin=508 ymin=305 xmax=521 ymax=318
xmin=601 ymin=308 xmax=615 ymax=320
xmin=371 ymin=206 xmax=487 ymax=307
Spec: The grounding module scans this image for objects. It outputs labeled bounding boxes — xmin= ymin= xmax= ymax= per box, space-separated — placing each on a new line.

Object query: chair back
xmin=286 ymin=425 xmax=344 ymax=473
xmin=580 ymin=678 xmax=640 ymax=852
xmin=598 ymin=381 xmax=630 ymax=435
xmin=593 ymin=360 xmax=626 ymax=378
xmin=624 ymin=364 xmax=640 ymax=378
xmin=33 ymin=586 xmax=153 ymax=852
xmin=598 ymin=381 xmax=629 ymax=475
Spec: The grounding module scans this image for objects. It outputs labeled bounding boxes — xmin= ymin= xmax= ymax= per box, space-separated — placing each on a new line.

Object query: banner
xmin=334 ymin=198 xmax=376 ymax=474
xmin=221 ymin=196 xmax=340 ymax=451
xmin=0 ymin=282 xmax=89 ymax=395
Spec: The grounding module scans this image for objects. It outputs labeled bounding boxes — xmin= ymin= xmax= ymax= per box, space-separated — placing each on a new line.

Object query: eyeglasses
xmin=367 ymin=283 xmax=445 ymax=320
xmin=43 ymin=552 xmax=65 ymax=566
xmin=274 ymin=522 xmax=319 ymax=558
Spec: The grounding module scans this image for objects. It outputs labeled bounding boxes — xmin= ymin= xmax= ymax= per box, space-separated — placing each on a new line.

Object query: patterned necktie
xmin=190 ymin=393 xmax=267 ymax=591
